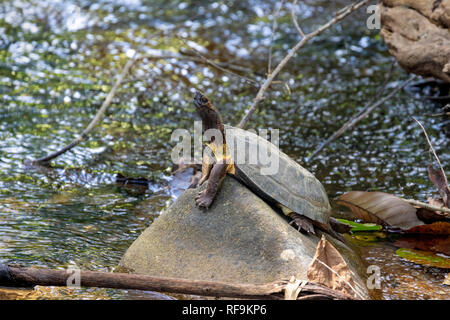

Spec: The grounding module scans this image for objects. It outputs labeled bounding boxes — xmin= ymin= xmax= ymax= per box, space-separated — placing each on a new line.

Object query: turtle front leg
xmin=289 ymin=213 xmax=316 ymax=234
xmin=195 ymin=163 xmax=228 ymax=208
xmin=198 ymin=161 xmax=213 ymax=186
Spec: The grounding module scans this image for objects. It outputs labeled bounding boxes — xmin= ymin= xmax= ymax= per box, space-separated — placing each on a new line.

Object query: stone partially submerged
xmin=118 ymin=177 xmax=369 ymax=298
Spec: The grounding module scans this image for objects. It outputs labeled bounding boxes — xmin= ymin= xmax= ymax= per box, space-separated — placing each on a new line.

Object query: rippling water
xmin=0 ymin=0 xmax=448 ymax=299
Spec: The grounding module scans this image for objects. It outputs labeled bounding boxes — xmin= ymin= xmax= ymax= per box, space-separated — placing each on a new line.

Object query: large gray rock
xmin=118 ymin=177 xmax=368 ymax=298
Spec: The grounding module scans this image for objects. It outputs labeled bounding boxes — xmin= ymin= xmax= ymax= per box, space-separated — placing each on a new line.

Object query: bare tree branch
xmin=237 ymin=0 xmax=370 ymax=129
xmin=268 ymin=0 xmax=286 ymax=76
xmin=307 ymin=77 xmax=415 ymax=162
xmin=140 ymin=53 xmax=254 ymax=76
xmin=175 ymin=37 xmax=258 ymax=85
xmin=413 ymin=117 xmax=448 ymax=187
xmin=291 ymin=0 xmax=305 ymax=38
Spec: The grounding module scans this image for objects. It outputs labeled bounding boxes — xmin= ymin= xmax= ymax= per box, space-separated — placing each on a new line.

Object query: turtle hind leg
xmin=329 ymin=217 xmax=352 ymax=234
xmin=288 ymin=213 xmax=316 ymax=235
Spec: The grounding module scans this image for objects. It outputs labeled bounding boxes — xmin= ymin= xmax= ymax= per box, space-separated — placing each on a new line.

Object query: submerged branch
xmin=237 ymin=0 xmax=370 ymax=129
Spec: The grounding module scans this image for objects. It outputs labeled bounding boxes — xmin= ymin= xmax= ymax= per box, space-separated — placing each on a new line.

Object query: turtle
xmin=191 ymin=91 xmax=341 ymax=236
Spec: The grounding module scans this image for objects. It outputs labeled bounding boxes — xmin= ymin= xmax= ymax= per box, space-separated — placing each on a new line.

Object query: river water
xmin=0 ymin=0 xmax=448 ymax=299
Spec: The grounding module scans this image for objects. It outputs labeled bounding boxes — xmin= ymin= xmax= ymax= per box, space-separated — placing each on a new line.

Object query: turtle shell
xmin=224 ymin=125 xmax=331 ymax=226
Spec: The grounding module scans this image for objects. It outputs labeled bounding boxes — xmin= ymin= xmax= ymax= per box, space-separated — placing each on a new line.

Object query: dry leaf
xmin=336 ymin=191 xmax=424 ymax=230
xmin=307 ymin=235 xmax=355 ymax=298
xmin=406 ymin=221 xmax=450 ymax=235
xmin=427 ymin=165 xmax=450 ymax=208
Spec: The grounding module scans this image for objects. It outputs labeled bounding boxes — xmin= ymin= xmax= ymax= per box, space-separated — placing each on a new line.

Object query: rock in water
xmin=379 ymin=0 xmax=450 ymax=82
xmin=118 ymin=177 xmax=368 ymax=298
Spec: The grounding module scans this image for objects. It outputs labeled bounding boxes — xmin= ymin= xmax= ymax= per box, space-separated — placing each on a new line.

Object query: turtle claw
xmin=195 ymin=190 xmax=213 ymax=208
xmin=288 ymin=219 xmax=305 ymax=233
xmin=289 ymin=213 xmax=315 ymax=235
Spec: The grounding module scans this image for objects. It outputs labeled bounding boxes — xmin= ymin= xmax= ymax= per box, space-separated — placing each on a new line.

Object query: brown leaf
xmin=427 ymin=165 xmax=450 ymax=208
xmin=307 ymin=235 xmax=356 ymax=298
xmin=406 ymin=221 xmax=450 ymax=235
xmin=336 ymin=191 xmax=424 ymax=230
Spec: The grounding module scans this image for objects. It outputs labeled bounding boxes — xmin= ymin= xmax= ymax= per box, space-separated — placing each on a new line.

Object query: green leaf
xmin=336 ymin=218 xmax=383 ymax=232
xmin=396 ymin=248 xmax=450 ymax=268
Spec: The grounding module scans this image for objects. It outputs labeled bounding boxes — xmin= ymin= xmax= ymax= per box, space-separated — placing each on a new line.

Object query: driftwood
xmin=0 ymin=264 xmax=353 ymax=300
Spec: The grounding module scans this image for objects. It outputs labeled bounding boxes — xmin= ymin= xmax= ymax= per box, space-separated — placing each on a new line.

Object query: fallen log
xmin=0 ymin=264 xmax=353 ymax=300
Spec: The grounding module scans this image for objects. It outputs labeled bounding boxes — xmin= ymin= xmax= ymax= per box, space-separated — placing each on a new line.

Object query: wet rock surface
xmin=118 ymin=177 xmax=369 ymax=298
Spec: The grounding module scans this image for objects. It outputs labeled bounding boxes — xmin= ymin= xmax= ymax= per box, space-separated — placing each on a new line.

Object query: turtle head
xmin=193 ymin=91 xmax=223 ymax=132
xmin=194 ymin=91 xmax=215 ymax=112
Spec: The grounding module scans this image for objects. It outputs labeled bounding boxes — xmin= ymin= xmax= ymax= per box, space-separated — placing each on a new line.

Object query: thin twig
xmin=176 ymin=37 xmax=258 ymax=85
xmin=372 ymin=60 xmax=396 ymax=101
xmin=413 ymin=118 xmax=448 ymax=187
xmin=430 ymin=112 xmax=450 ymax=117
xmin=237 ymin=0 xmax=370 ymax=129
xmin=31 ymin=54 xmax=138 ymax=165
xmin=307 ymin=77 xmax=415 ymax=162
xmin=403 ymin=198 xmax=450 ymax=216
xmin=291 ymin=0 xmax=305 ymax=38
xmin=139 ymin=53 xmax=254 ymax=75
xmin=268 ymin=0 xmax=286 ymax=76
